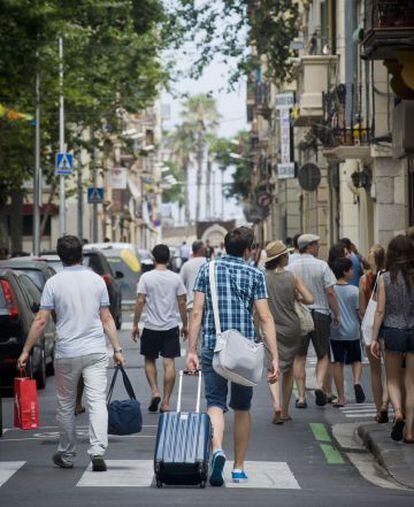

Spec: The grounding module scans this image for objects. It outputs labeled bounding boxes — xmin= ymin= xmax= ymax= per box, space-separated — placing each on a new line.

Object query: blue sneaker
xmin=209 ymin=450 xmax=226 ymax=487
xmin=232 ymin=469 xmax=248 ymax=483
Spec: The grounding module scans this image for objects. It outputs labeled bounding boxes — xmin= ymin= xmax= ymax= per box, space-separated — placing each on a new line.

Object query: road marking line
xmin=342 ymin=413 xmax=377 ymax=418
xmin=319 ymin=444 xmax=345 ymax=465
xmin=310 ymin=423 xmax=331 ymax=442
xmin=76 ymin=460 xmax=301 ymax=489
xmin=0 ymin=462 xmax=25 ymax=487
xmin=340 ymin=409 xmax=378 ymax=413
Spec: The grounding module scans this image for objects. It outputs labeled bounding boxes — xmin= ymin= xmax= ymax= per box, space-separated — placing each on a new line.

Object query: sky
xmin=161 ymin=55 xmax=248 ymax=224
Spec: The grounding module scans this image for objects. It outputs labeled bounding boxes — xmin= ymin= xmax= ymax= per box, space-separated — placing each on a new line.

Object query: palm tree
xmin=166 ymin=123 xmax=194 ymax=224
xmin=180 ymin=94 xmax=220 ymax=223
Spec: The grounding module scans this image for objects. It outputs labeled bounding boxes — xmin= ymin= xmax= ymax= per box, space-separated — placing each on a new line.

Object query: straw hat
xmin=265 ymin=241 xmax=292 ymax=262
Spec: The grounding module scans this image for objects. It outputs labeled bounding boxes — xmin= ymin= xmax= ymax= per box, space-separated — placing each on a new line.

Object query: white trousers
xmin=54 ymin=353 xmax=108 ymax=462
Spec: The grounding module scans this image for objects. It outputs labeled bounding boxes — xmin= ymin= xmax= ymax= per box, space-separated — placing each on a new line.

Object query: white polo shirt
xmin=40 ymin=265 xmax=110 ymax=359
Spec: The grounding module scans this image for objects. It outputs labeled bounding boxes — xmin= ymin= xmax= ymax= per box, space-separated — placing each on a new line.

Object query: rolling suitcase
xmin=154 ymin=370 xmax=212 ymax=488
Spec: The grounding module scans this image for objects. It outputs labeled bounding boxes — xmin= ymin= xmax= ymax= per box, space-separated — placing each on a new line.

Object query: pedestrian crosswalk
xmin=0 ymin=460 xmax=300 ymax=490
xmin=338 ymin=403 xmax=377 ymax=419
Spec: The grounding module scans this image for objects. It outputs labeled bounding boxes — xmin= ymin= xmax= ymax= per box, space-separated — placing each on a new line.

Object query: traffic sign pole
xmin=58 ymin=36 xmax=66 ymax=237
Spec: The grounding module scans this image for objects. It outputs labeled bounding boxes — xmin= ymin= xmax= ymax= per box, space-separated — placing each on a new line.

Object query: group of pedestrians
xmin=14 ymin=225 xmax=414 ymax=485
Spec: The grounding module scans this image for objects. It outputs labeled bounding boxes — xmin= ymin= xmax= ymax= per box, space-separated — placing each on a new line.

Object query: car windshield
xmin=17 ymin=269 xmax=46 ymax=291
xmin=103 ymin=250 xmax=140 ymax=301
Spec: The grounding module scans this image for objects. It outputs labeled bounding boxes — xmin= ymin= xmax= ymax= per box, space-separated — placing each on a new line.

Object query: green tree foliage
xmin=0 ymin=0 xmax=169 ymax=245
xmin=169 ymin=0 xmax=299 ymax=86
xmin=161 ymin=161 xmax=185 ymax=207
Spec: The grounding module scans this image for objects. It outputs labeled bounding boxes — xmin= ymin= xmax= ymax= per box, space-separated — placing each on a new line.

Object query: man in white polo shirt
xmin=288 ymin=234 xmax=340 ymax=408
xmin=17 ymin=235 xmax=125 ymax=472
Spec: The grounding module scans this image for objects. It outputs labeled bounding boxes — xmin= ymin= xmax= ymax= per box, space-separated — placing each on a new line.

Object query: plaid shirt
xmin=194 ymin=255 xmax=268 ymax=350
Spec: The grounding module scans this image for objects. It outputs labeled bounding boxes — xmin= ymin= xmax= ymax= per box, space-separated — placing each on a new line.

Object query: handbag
xmin=209 ymin=261 xmax=264 ymax=387
xmin=361 ymin=273 xmax=381 ymax=346
xmin=294 ymin=300 xmax=314 ymax=335
xmin=14 ymin=367 xmax=39 ymax=430
xmin=107 ymin=365 xmax=142 ymax=435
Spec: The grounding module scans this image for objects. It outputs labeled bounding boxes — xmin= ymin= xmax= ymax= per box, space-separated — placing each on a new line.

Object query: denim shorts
xmin=381 ymin=327 xmax=414 ymax=353
xmin=201 ymin=348 xmax=253 ymax=412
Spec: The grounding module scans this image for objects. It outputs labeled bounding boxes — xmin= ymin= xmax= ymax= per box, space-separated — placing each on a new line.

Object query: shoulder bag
xmin=361 ymin=272 xmax=381 ymax=346
xmin=294 ymin=300 xmax=315 ymax=335
xmin=209 ymin=261 xmax=264 ymax=387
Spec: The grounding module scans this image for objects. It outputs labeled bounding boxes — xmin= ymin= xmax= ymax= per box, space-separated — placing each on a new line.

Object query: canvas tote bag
xmin=361 ymin=272 xmax=381 ymax=346
xmin=209 ymin=261 xmax=264 ymax=387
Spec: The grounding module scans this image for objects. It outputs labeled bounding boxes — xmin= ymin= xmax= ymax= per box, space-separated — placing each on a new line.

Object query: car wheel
xmin=34 ymin=348 xmax=47 ymax=390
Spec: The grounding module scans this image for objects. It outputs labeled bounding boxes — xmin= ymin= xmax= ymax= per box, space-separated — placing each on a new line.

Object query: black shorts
xmin=140 ymin=327 xmax=180 ymax=359
xmin=330 ymin=339 xmax=362 ymax=364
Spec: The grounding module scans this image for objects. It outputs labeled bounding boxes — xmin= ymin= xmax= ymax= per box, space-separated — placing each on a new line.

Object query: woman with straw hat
xmin=264 ymin=240 xmax=314 ymax=424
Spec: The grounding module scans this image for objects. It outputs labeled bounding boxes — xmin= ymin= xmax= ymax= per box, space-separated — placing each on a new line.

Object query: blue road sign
xmin=87 ymin=187 xmax=104 ymax=204
xmin=55 ymin=153 xmax=74 ymax=175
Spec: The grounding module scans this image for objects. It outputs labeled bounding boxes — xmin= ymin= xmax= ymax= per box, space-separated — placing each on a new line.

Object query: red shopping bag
xmin=14 ymin=370 xmax=39 ymax=430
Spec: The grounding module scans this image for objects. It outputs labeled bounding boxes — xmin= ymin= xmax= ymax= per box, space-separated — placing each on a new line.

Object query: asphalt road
xmin=1 ymin=315 xmax=414 ymax=506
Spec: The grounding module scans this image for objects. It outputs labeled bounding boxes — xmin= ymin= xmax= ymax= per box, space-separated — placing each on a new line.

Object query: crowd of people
xmin=14 ymin=225 xmax=414 ymax=486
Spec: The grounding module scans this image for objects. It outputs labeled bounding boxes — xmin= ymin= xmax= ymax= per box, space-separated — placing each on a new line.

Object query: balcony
xmin=362 ymin=0 xmax=414 ymax=60
xmin=254 ymin=82 xmax=271 ymax=118
xmin=293 ymin=55 xmax=338 ymax=126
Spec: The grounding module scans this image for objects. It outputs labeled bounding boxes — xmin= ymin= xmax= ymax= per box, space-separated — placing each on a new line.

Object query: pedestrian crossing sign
xmin=87 ymin=187 xmax=104 ymax=204
xmin=55 ymin=152 xmax=74 ymax=175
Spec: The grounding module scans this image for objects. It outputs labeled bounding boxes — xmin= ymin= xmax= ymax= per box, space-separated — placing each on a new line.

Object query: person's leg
xmin=230 ymin=382 xmax=253 ymax=478
xmin=333 ymin=362 xmax=345 ymax=405
xmin=82 ymin=353 xmax=109 ymax=459
xmin=366 ymin=346 xmax=383 ymax=411
xmin=281 ymin=369 xmax=294 ymax=418
xmin=352 ymin=361 xmax=362 ymax=385
xmin=267 ymin=379 xmax=281 ymax=411
xmin=315 ymin=355 xmax=329 ymax=391
xmin=293 ymin=355 xmax=307 ymax=404
xmin=380 ymin=340 xmax=389 ymax=409
xmin=54 ymin=357 xmax=82 ymax=465
xmin=404 ymin=354 xmax=414 ymax=441
xmin=160 ymin=358 xmax=176 ymax=411
xmin=323 ymin=363 xmax=336 ymax=401
xmin=233 ymin=410 xmax=251 ymax=470
xmin=312 ymin=313 xmax=331 ymax=405
xmin=75 ymin=376 xmax=85 ymax=415
xmin=209 ymin=406 xmax=226 ymax=452
xmin=385 ymin=351 xmax=404 ymax=421
xmin=144 ymin=357 xmax=160 ymax=398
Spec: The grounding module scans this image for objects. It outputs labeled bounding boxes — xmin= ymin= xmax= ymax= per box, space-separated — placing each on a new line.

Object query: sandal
xmin=326 ymin=394 xmax=338 ymax=404
xmin=315 ymin=389 xmax=327 ymax=407
xmin=295 ymin=399 xmax=307 ymax=409
xmin=148 ymin=396 xmax=161 ymax=413
xmin=403 ymin=438 xmax=414 ymax=444
xmin=272 ymin=410 xmax=284 ymax=425
xmin=333 ymin=402 xmax=345 ymax=408
xmin=375 ymin=410 xmax=389 ymax=424
xmin=391 ymin=418 xmax=405 ymax=441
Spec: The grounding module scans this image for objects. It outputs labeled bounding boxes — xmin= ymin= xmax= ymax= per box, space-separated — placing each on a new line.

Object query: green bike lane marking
xmin=310 ymin=423 xmax=345 ymax=465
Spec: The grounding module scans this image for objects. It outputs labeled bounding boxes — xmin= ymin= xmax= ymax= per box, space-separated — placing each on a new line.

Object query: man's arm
xmin=253 ymin=299 xmax=280 ymax=383
xmin=326 ymin=286 xmax=340 ymax=327
xmin=186 ymin=291 xmax=205 ymax=371
xmin=131 ymin=293 xmax=146 ymax=342
xmin=17 ymin=310 xmax=51 ymax=369
xmin=100 ymin=307 xmax=125 ymax=365
xmin=177 ymin=294 xmax=188 ymax=338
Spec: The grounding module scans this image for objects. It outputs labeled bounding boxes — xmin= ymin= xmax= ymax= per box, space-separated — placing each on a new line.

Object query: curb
xmin=358 ymin=423 xmax=414 ymax=490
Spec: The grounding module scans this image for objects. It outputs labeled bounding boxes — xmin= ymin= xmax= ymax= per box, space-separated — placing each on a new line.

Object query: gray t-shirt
xmin=40 ymin=265 xmax=110 ymax=359
xmin=180 ymin=256 xmax=206 ymax=309
xmin=137 ymin=269 xmax=187 ymax=330
xmin=330 ymin=284 xmax=360 ymax=340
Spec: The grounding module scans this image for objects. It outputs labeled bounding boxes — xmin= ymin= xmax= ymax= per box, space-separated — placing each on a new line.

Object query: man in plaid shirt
xmin=186 ymin=227 xmax=280 ymax=487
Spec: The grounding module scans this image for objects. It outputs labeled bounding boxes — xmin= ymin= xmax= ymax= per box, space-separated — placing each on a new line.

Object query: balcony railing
xmin=365 ymin=0 xmax=414 ymax=30
xmin=363 ymin=0 xmax=414 ymax=59
xmin=318 ymin=84 xmax=371 ymax=148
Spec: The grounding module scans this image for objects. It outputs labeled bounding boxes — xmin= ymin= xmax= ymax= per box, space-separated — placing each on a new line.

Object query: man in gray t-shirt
xmin=17 ymin=236 xmax=125 ymax=472
xmin=132 ymin=244 xmax=187 ymax=413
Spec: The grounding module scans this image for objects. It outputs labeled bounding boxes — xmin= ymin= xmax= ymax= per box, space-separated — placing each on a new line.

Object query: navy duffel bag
xmin=107 ymin=365 xmax=142 ymax=435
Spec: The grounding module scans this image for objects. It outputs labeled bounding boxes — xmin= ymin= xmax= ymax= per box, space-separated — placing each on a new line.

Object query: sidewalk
xmin=358 ymin=423 xmax=414 ymax=489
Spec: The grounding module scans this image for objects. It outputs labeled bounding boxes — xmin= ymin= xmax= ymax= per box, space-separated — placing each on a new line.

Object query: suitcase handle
xmin=176 ymin=370 xmax=202 ymax=413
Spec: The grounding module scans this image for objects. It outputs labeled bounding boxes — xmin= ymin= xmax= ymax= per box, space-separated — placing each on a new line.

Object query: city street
xmin=1 ymin=314 xmax=413 ymax=507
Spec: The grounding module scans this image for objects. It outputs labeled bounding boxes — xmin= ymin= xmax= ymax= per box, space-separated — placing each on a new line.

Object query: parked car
xmin=82 ymin=251 xmax=123 ymax=329
xmin=38 ymin=254 xmax=63 ymax=273
xmin=83 ymin=243 xmax=142 ymax=303
xmin=0 ymin=258 xmax=56 ymax=291
xmin=0 ymin=269 xmax=56 ymax=390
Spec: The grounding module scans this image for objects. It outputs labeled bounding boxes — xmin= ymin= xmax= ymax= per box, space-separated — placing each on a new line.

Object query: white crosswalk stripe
xmin=77 ymin=459 xmax=301 ymax=489
xmin=0 ymin=462 xmax=26 ymax=487
xmin=339 ymin=403 xmax=377 ymax=419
